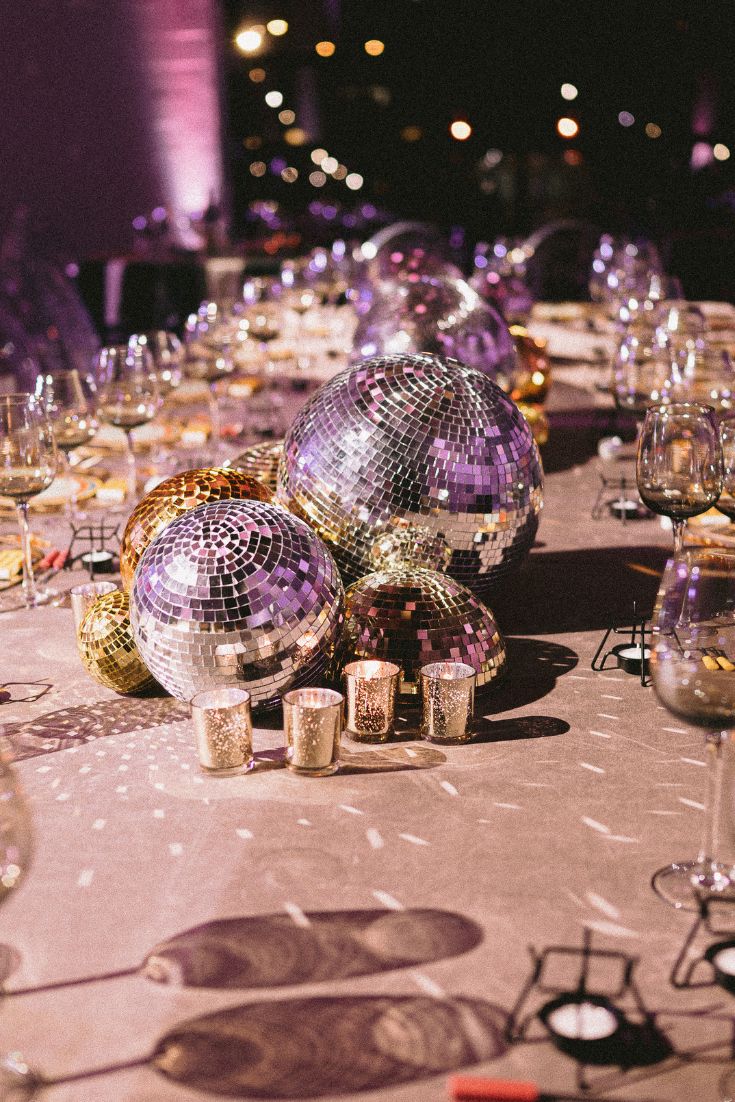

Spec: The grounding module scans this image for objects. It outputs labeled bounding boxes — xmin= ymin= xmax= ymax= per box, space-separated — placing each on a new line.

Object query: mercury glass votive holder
xmin=191 ymin=687 xmax=253 ymax=775
xmin=419 ymin=661 xmax=476 ymax=744
xmin=283 ymin=687 xmax=343 ymax=776
xmin=70 ymin=580 xmax=119 ymax=633
xmin=343 ymin=660 xmax=401 ymax=742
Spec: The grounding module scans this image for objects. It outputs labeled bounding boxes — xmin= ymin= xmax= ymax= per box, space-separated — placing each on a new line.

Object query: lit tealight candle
xmin=419 ymin=661 xmax=476 ymax=744
xmin=191 ymin=687 xmax=253 ymax=775
xmin=283 ymin=687 xmax=343 ymax=776
xmin=343 ymin=660 xmax=400 ymax=742
xmin=712 ymin=946 xmax=735 ymax=976
xmin=80 ymin=549 xmax=115 ymax=575
xmin=545 ymin=1000 xmax=619 ymax=1041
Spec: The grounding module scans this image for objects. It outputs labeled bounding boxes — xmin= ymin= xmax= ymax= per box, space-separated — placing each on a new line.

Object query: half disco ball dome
xmin=277 ymin=353 xmax=543 ymax=596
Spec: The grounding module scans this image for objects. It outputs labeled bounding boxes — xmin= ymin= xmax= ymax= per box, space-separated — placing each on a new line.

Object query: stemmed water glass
xmin=650 ymin=548 xmax=735 ymax=908
xmin=96 ymin=345 xmax=161 ymax=505
xmin=128 ymin=332 xmax=182 ymax=399
xmin=0 ymin=394 xmax=58 ymax=607
xmin=637 ymin=402 xmax=723 ymax=554
xmin=717 ymin=413 xmax=735 ymax=522
xmin=33 ymin=368 xmax=99 ymax=516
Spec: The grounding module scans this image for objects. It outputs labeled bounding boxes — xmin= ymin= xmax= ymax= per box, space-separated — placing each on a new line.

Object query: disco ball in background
xmin=78 ymin=590 xmax=156 ymax=695
xmin=278 ymin=353 xmax=543 ymax=596
xmin=227 ymin=440 xmax=284 ymax=494
xmin=339 ymin=567 xmax=506 ymax=696
xmin=130 ymin=499 xmax=344 ymax=708
xmin=352 ymin=275 xmax=516 ymax=383
xmin=119 ymin=467 xmax=273 ymax=591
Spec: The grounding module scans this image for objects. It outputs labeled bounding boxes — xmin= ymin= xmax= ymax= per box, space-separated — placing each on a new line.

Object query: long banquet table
xmin=1 ymin=371 xmax=733 ymax=1102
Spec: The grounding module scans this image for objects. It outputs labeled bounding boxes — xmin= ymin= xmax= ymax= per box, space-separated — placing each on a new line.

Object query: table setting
xmin=5 ymin=229 xmax=735 ymax=1102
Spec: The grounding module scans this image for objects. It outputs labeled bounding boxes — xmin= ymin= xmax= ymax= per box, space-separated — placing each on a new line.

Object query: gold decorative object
xmin=119 ymin=467 xmax=272 ymax=591
xmin=283 ymin=687 xmax=343 ymax=776
xmin=343 ymin=660 xmax=400 ymax=742
xmin=419 ymin=661 xmax=476 ymax=743
xmin=228 ymin=440 xmax=284 ymax=493
xmin=77 ymin=590 xmax=156 ymax=695
xmin=338 ymin=566 xmax=506 ymax=697
xmin=191 ymin=688 xmax=253 ymax=775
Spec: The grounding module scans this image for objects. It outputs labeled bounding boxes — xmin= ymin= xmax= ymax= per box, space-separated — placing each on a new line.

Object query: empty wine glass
xmin=96 ymin=345 xmax=161 ymax=505
xmin=717 ymin=412 xmax=735 ymax=522
xmin=128 ymin=332 xmax=182 ymax=399
xmin=33 ymin=368 xmax=99 ymax=516
xmin=667 ymin=346 xmax=735 ymax=416
xmin=0 ymin=394 xmax=58 ymax=607
xmin=637 ymin=402 xmax=723 ymax=554
xmin=611 ymin=324 xmax=673 ymax=418
xmin=650 ymin=549 xmax=735 ymax=907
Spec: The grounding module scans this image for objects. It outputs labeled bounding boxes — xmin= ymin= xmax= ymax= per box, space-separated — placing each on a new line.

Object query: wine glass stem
xmin=694 ymin=730 xmax=734 ymax=891
xmin=124 ymin=432 xmax=136 ymax=503
xmin=208 ymin=386 xmax=220 ymax=446
xmin=672 ymin=518 xmax=686 ymax=555
xmin=16 ymin=501 xmax=37 ymax=608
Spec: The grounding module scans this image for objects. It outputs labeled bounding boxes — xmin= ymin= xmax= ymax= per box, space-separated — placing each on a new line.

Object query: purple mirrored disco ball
xmin=352 ymin=275 xmax=516 ymax=382
xmin=277 ymin=353 xmax=543 ymax=596
xmin=130 ymin=499 xmax=344 ymax=709
xmin=339 ymin=566 xmax=506 ymax=697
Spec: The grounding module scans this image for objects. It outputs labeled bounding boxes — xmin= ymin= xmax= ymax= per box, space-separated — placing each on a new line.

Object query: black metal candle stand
xmin=592 ymin=614 xmax=652 ymax=685
xmin=65 ymin=519 xmax=121 ymax=579
xmin=592 ymin=472 xmax=650 ymax=524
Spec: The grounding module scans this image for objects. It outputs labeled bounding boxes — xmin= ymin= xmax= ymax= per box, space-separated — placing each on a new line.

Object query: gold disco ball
xmin=77 ymin=590 xmax=156 ymax=695
xmin=338 ymin=566 xmax=506 ymax=696
xmin=120 ymin=467 xmax=273 ymax=591
xmin=228 ymin=440 xmax=284 ymax=494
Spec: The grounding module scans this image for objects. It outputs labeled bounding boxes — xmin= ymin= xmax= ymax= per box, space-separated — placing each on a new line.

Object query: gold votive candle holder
xmin=343 ymin=660 xmax=401 ymax=742
xmin=191 ymin=687 xmax=253 ymax=775
xmin=283 ymin=687 xmax=343 ymax=776
xmin=70 ymin=580 xmax=118 ymax=633
xmin=419 ymin=661 xmax=476 ymax=744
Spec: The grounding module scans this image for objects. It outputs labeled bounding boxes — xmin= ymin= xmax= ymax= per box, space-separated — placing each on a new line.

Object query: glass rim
xmin=645 ymin=400 xmax=717 ymax=417
xmin=420 ymin=660 xmax=477 ymax=682
xmin=190 ymin=687 xmax=252 ymax=710
xmin=343 ymin=659 xmax=401 ymax=680
xmin=283 ymin=686 xmax=343 ymax=708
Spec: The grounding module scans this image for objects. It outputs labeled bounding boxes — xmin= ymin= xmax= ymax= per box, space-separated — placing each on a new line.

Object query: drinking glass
xmin=96 ymin=345 xmax=161 ymax=504
xmin=650 ymin=549 xmax=735 ymax=907
xmin=611 ymin=326 xmax=673 ymax=418
xmin=128 ymin=332 xmax=182 ymax=398
xmin=667 ymin=346 xmax=735 ymax=416
xmin=637 ymin=402 xmax=723 ymax=554
xmin=33 ymin=368 xmax=99 ymax=515
xmin=717 ymin=412 xmax=735 ymax=522
xmin=0 ymin=394 xmax=57 ymax=607
xmin=184 ymin=303 xmax=235 ymax=452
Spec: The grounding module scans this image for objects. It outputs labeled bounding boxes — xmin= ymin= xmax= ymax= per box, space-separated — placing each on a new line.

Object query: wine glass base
xmin=651 ymin=860 xmax=733 ymax=910
xmin=23 ymin=587 xmax=55 ymax=610
xmin=720 ymin=1066 xmax=735 ymax=1102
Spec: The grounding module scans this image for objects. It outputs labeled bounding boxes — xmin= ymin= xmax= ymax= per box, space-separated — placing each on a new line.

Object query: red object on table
xmin=448 ymin=1077 xmax=540 ymax=1101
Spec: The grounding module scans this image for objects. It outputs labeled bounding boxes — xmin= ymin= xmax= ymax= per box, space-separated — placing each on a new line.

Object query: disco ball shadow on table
xmin=119 ymin=467 xmax=273 ymax=591
xmin=337 ymin=566 xmax=506 ymax=697
xmin=352 ymin=275 xmax=516 ymax=383
xmin=277 ymin=353 xmax=543 ymax=597
xmin=130 ymin=499 xmax=344 ymax=709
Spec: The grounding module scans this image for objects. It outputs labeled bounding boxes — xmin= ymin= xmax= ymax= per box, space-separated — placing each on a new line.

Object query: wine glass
xmin=717 ymin=412 xmax=735 ymax=522
xmin=667 ymin=345 xmax=735 ymax=416
xmin=33 ymin=369 xmax=99 ymax=516
xmin=0 ymin=394 xmax=58 ymax=608
xmin=184 ymin=304 xmax=236 ymax=454
xmin=96 ymin=345 xmax=161 ymax=505
xmin=128 ymin=332 xmax=182 ymax=399
xmin=637 ymin=402 xmax=723 ymax=554
xmin=650 ymin=548 xmax=735 ymax=907
xmin=611 ymin=325 xmax=673 ymax=418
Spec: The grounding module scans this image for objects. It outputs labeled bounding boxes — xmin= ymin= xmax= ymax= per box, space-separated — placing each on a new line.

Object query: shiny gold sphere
xmin=228 ymin=440 xmax=283 ymax=494
xmin=77 ymin=590 xmax=156 ymax=695
xmin=339 ymin=566 xmax=506 ymax=696
xmin=120 ymin=467 xmax=273 ymax=591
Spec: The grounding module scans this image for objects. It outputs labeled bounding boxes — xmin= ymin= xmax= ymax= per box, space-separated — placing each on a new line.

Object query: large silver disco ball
xmin=352 ymin=275 xmax=515 ymax=382
xmin=130 ymin=499 xmax=344 ymax=708
xmin=277 ymin=353 xmax=543 ymax=595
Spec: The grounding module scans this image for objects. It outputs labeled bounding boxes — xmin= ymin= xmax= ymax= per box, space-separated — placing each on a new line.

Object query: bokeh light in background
xmin=450 ymin=120 xmax=472 ymax=141
xmin=556 ymin=117 xmax=579 ymax=138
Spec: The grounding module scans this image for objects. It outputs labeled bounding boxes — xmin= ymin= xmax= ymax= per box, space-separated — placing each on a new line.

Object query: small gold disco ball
xmin=120 ymin=467 xmax=273 ymax=591
xmin=77 ymin=590 xmax=156 ymax=695
xmin=339 ymin=566 xmax=506 ymax=696
xmin=228 ymin=440 xmax=284 ymax=493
